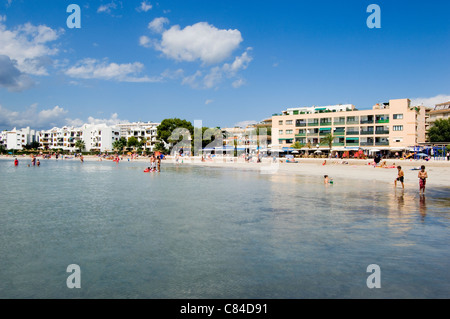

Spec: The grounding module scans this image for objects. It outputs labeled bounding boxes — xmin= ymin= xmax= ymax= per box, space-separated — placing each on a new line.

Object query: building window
xmin=286 ymin=120 xmax=293 ymax=125
xmin=393 ymin=125 xmax=403 ymax=131
xmin=279 ymin=120 xmax=283 ymax=125
xmin=286 ymin=130 xmax=293 ymax=134
xmin=393 ymin=114 xmax=403 ymax=119
xmin=279 ymin=130 xmax=283 ymax=135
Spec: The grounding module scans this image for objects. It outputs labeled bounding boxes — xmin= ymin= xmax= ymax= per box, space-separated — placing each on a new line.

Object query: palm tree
xmin=320 ymin=133 xmax=335 ymax=156
xmin=75 ymin=140 xmax=85 ymax=153
xmin=291 ymin=141 xmax=304 ymax=150
xmin=306 ymin=141 xmax=312 ymax=156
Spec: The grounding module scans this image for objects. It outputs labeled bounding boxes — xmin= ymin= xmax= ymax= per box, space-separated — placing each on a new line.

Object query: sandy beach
xmin=2 ymin=155 xmax=450 ymax=189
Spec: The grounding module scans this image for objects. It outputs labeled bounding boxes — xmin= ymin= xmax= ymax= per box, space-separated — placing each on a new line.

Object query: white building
xmin=116 ymin=122 xmax=160 ymax=151
xmin=81 ymin=123 xmax=120 ymax=152
xmin=0 ymin=127 xmax=38 ymax=150
xmin=39 ymin=124 xmax=120 ymax=153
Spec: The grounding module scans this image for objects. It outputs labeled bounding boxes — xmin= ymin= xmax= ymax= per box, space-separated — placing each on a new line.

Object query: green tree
xmin=113 ymin=137 xmax=127 ymax=154
xmin=291 ymin=141 xmax=304 ymax=149
xmin=157 ymin=118 xmax=194 ymax=151
xmin=154 ymin=142 xmax=168 ymax=153
xmin=428 ymin=119 xmax=450 ymax=142
xmin=320 ymin=133 xmax=335 ymax=150
xmin=127 ymin=136 xmax=139 ymax=149
xmin=24 ymin=141 xmax=40 ymax=150
xmin=75 ymin=140 xmax=85 ymax=153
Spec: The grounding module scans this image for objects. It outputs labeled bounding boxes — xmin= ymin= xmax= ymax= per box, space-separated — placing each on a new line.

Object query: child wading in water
xmin=395 ymin=166 xmax=404 ymax=189
xmin=418 ymin=165 xmax=428 ymax=195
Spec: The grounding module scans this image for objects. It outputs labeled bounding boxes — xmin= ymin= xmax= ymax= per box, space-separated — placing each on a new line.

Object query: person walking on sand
xmin=394 ymin=165 xmax=404 ymax=189
xmin=418 ymin=165 xmax=428 ymax=195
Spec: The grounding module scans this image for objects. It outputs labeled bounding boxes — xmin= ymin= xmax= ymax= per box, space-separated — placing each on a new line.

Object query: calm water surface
xmin=0 ymin=159 xmax=449 ymax=298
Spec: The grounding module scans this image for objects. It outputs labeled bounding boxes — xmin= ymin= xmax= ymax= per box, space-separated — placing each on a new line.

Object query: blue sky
xmin=0 ymin=0 xmax=449 ymax=130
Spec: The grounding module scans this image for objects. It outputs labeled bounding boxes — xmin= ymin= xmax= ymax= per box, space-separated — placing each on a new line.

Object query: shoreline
xmin=2 ymin=155 xmax=450 ymax=188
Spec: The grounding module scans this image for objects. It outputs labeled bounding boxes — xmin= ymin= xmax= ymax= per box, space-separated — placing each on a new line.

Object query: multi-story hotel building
xmin=0 ymin=127 xmax=39 ymax=150
xmin=425 ymin=101 xmax=450 ymax=141
xmin=39 ymin=124 xmax=120 ymax=153
xmin=116 ymin=122 xmax=160 ymax=152
xmin=272 ymin=98 xmax=426 ymax=152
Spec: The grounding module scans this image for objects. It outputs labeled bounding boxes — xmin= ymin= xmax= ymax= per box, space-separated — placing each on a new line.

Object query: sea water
xmin=0 ymin=159 xmax=449 ymax=298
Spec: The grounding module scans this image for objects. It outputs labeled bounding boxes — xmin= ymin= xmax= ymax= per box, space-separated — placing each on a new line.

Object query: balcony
xmin=375 ymin=130 xmax=390 ymax=135
xmin=346 ymin=142 xmax=359 ymax=146
xmin=360 ymin=120 xmax=374 ymax=124
xmin=360 ymin=142 xmax=374 ymax=146
xmin=307 ymin=122 xmax=319 ymax=127
xmin=360 ymin=130 xmax=374 ymax=135
xmin=296 ymin=123 xmax=307 ymax=127
xmin=346 ymin=120 xmax=359 ymax=125
xmin=334 ymin=132 xmax=345 ymax=136
xmin=346 ymin=131 xmax=359 ymax=135
xmin=376 ymin=119 xmax=390 ymax=124
xmin=319 ymin=131 xmax=332 ymax=136
xmin=332 ymin=142 xmax=345 ymax=146
xmin=320 ymin=121 xmax=332 ymax=126
xmin=375 ymin=141 xmax=389 ymax=146
xmin=296 ymin=133 xmax=306 ymax=137
xmin=333 ymin=120 xmax=346 ymax=125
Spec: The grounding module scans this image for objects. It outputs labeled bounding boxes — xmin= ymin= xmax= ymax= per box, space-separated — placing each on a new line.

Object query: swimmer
xmin=324 ymin=175 xmax=333 ymax=184
xmin=394 ymin=166 xmax=404 ymax=189
xmin=418 ymin=165 xmax=428 ymax=195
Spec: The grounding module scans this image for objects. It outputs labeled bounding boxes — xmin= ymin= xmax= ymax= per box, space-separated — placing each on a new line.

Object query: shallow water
xmin=0 ymin=159 xmax=449 ymax=298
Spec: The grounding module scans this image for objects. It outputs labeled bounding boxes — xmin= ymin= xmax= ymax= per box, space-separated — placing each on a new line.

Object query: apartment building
xmin=425 ymin=101 xmax=450 ymax=140
xmin=116 ymin=122 xmax=160 ymax=152
xmin=39 ymin=124 xmax=120 ymax=152
xmin=0 ymin=127 xmax=38 ymax=150
xmin=272 ymin=98 xmax=426 ymax=152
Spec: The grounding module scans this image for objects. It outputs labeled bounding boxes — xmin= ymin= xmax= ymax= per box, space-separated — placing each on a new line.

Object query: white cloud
xmin=65 ymin=58 xmax=160 ymax=83
xmin=97 ymin=2 xmax=117 ymax=14
xmin=148 ymin=17 xmax=169 ymax=33
xmin=86 ymin=113 xmax=129 ymax=126
xmin=6 ymin=0 xmax=12 ymax=8
xmin=181 ymin=70 xmax=202 ymax=88
xmin=410 ymin=94 xmax=450 ymax=108
xmin=158 ymin=22 xmax=243 ymax=65
xmin=139 ymin=35 xmax=152 ymax=48
xmin=0 ymin=104 xmax=69 ymax=130
xmin=0 ymin=55 xmax=34 ymax=91
xmin=138 ymin=1 xmax=152 ymax=12
xmin=182 ymin=48 xmax=253 ymax=89
xmin=223 ymin=48 xmax=253 ymax=75
xmin=205 ymin=99 xmax=214 ymax=105
xmin=0 ymin=103 xmax=131 ymax=131
xmin=0 ymin=15 xmax=6 ymax=22
xmin=234 ymin=120 xmax=257 ymax=128
xmin=0 ymin=21 xmax=63 ymax=76
xmin=232 ymin=78 xmax=245 ymax=88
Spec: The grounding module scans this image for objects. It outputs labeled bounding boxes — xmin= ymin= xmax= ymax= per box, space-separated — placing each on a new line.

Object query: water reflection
xmin=419 ymin=195 xmax=427 ymax=221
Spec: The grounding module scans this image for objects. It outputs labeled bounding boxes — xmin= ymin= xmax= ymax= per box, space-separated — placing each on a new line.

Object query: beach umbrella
xmin=416 ymin=153 xmax=428 ymax=157
xmin=314 ymin=150 xmax=322 ymax=153
xmin=291 ymin=150 xmax=299 ymax=154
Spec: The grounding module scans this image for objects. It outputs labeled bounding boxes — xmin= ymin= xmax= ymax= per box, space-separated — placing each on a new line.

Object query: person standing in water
xmin=395 ymin=166 xmax=404 ymax=189
xmin=14 ymin=158 xmax=18 ymax=166
xmin=157 ymin=155 xmax=161 ymax=172
xmin=418 ymin=165 xmax=428 ymax=195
